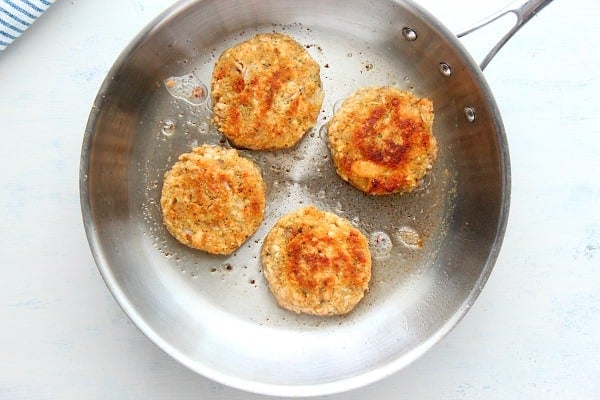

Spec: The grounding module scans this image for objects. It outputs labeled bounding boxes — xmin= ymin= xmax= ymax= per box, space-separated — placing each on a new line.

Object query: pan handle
xmin=457 ymin=0 xmax=554 ymax=70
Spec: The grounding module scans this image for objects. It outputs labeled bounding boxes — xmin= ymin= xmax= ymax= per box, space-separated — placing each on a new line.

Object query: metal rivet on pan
xmin=439 ymin=62 xmax=452 ymax=77
xmin=464 ymin=107 xmax=476 ymax=122
xmin=402 ymin=27 xmax=417 ymax=41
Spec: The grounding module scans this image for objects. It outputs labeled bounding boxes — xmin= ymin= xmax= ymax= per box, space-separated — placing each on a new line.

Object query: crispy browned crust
xmin=328 ymin=86 xmax=437 ymax=195
xmin=261 ymin=206 xmax=372 ymax=316
xmin=211 ymin=33 xmax=324 ymax=150
xmin=160 ymin=145 xmax=266 ymax=255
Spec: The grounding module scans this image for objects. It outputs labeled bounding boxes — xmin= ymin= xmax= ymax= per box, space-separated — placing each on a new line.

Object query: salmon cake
xmin=211 ymin=33 xmax=324 ymax=150
xmin=327 ymin=86 xmax=437 ymax=195
xmin=261 ymin=206 xmax=372 ymax=316
xmin=160 ymin=145 xmax=266 ymax=255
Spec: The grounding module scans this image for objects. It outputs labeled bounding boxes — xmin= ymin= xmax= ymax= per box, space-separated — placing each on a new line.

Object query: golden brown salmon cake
xmin=261 ymin=206 xmax=371 ymax=316
xmin=160 ymin=145 xmax=266 ymax=255
xmin=327 ymin=86 xmax=437 ymax=195
xmin=211 ymin=33 xmax=324 ymax=150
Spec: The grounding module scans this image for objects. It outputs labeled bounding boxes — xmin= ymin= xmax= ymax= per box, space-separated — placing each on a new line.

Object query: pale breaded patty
xmin=211 ymin=33 xmax=324 ymax=150
xmin=327 ymin=86 xmax=437 ymax=195
xmin=261 ymin=206 xmax=372 ymax=316
xmin=160 ymin=145 xmax=266 ymax=255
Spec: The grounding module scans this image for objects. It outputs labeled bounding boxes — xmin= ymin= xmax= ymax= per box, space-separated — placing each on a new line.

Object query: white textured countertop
xmin=1 ymin=0 xmax=598 ymax=398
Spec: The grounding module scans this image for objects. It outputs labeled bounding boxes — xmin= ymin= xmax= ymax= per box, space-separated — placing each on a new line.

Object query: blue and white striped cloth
xmin=1 ymin=0 xmax=54 ymax=52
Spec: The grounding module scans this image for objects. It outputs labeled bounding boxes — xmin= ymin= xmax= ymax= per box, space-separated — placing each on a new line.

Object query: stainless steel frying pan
xmin=80 ymin=0 xmax=552 ymax=396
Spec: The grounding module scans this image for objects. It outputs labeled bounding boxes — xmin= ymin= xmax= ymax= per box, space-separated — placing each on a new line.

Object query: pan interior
xmin=82 ymin=0 xmax=508 ymax=394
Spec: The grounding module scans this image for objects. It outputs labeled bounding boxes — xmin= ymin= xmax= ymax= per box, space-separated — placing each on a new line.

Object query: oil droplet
xmin=333 ymin=99 xmax=344 ymax=114
xmin=414 ymin=172 xmax=435 ymax=192
xmin=319 ymin=124 xmax=328 ymax=141
xmin=199 ymin=119 xmax=209 ymax=133
xmin=369 ymin=231 xmax=393 ymax=259
xmin=404 ymin=76 xmax=410 ymax=82
xmin=164 ymin=73 xmax=208 ymax=106
xmin=439 ymin=62 xmax=452 ymax=77
xmin=402 ymin=27 xmax=417 ymax=41
xmin=397 ymin=226 xmax=423 ymax=249
xmin=161 ymin=119 xmax=176 ymax=136
xmin=464 ymin=106 xmax=476 ymax=122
